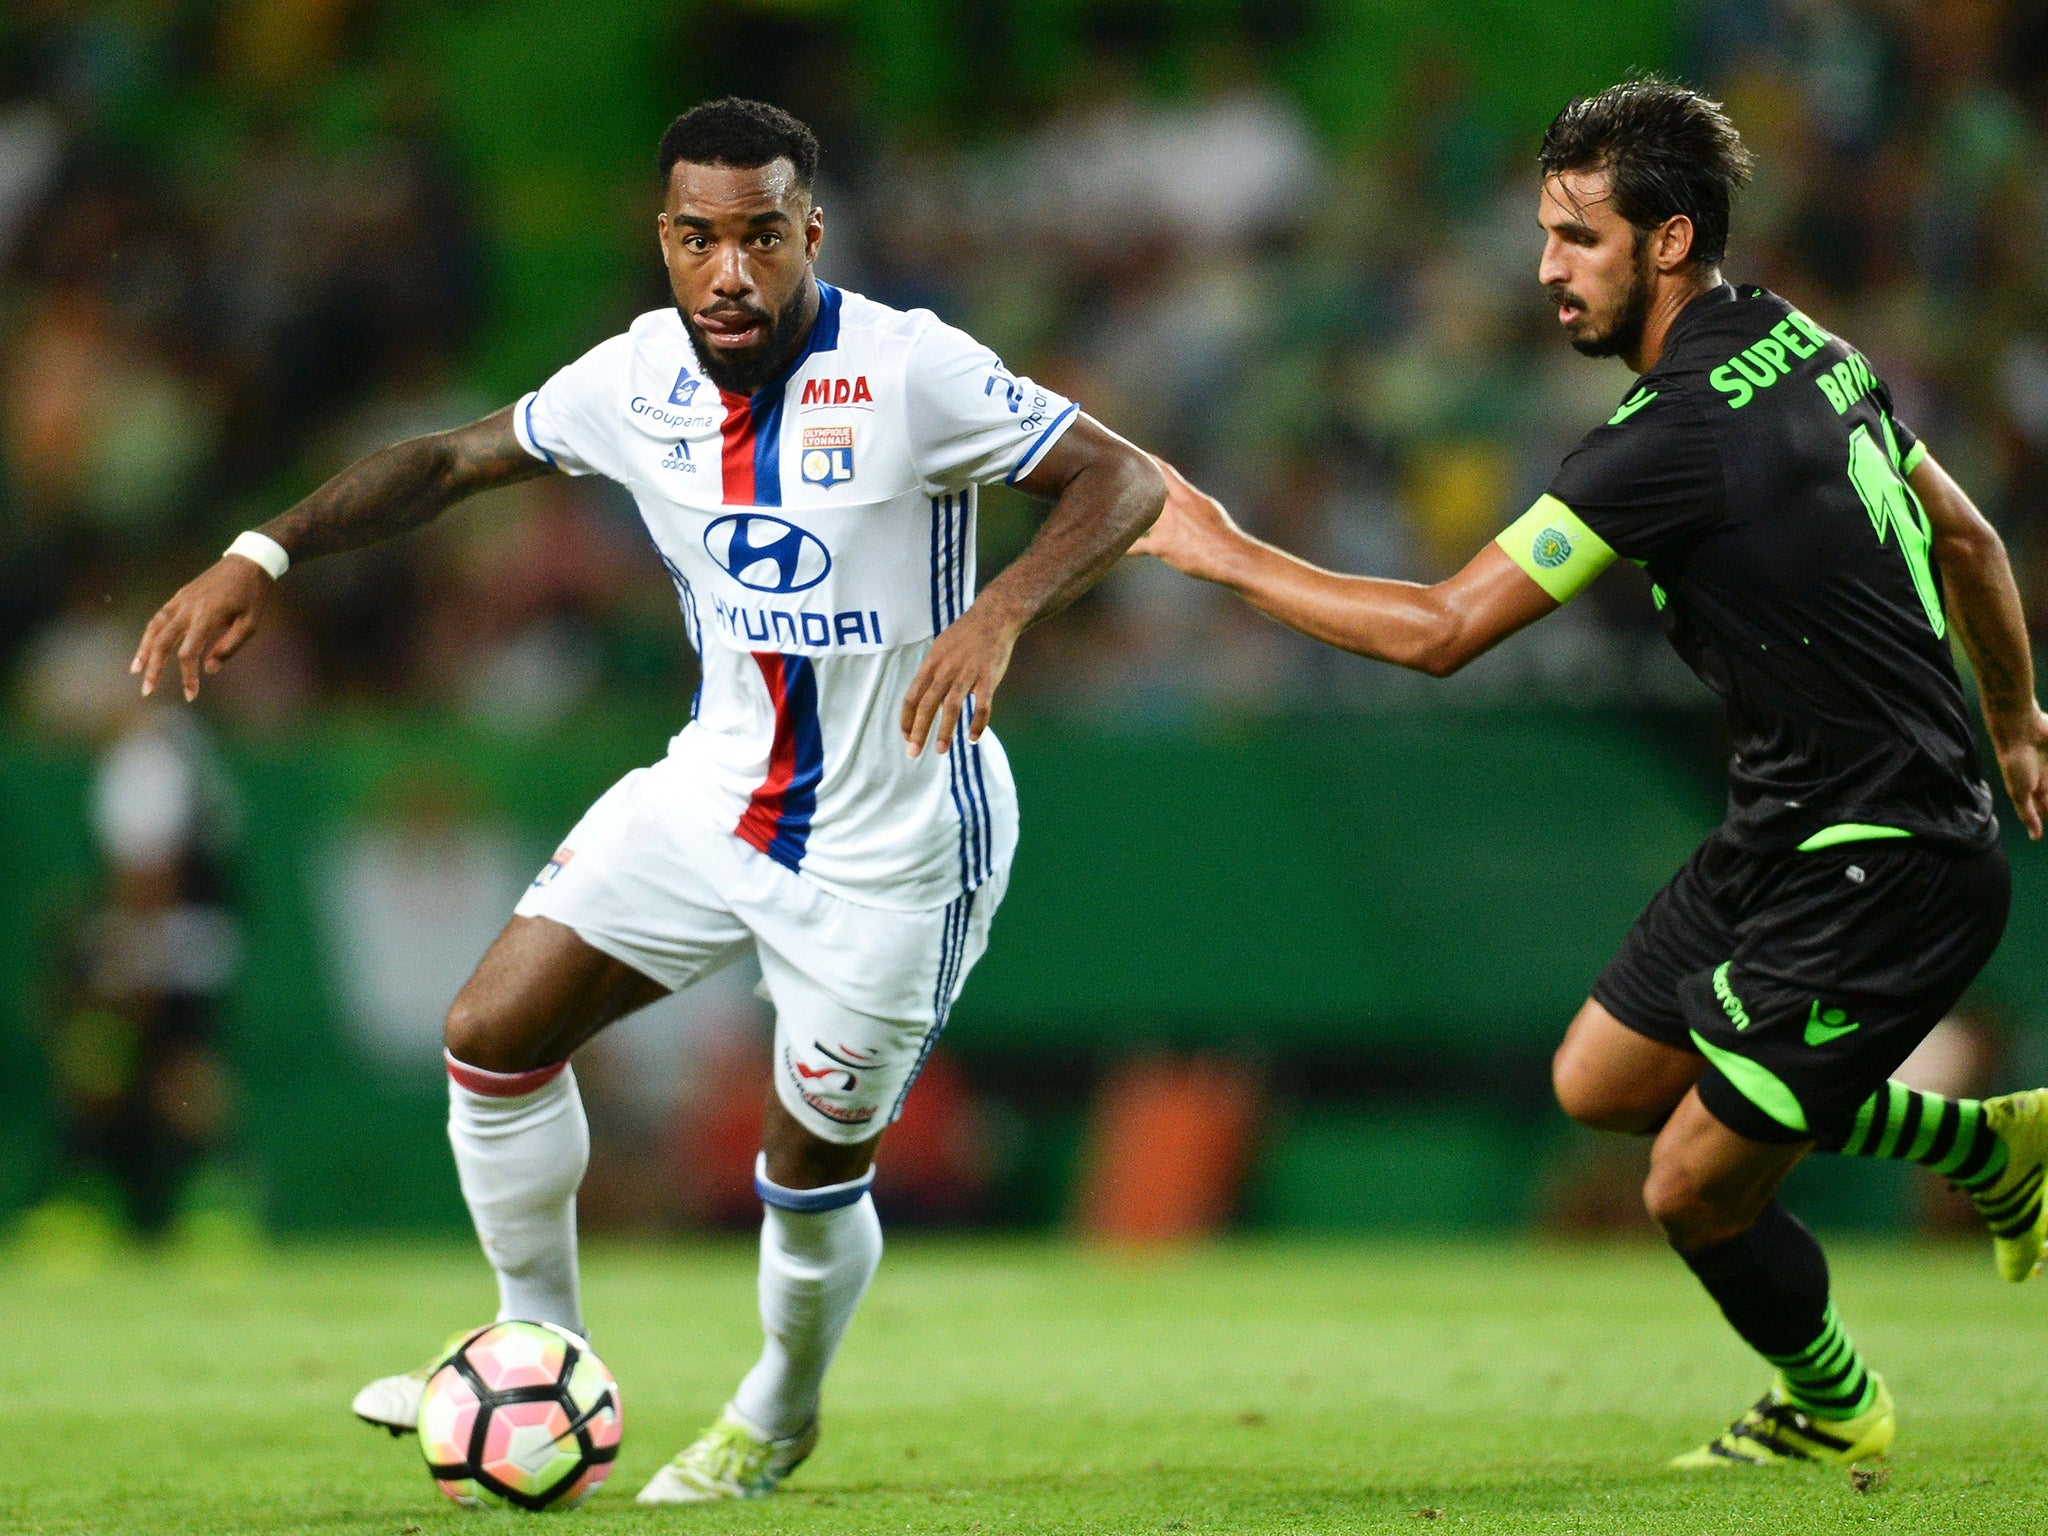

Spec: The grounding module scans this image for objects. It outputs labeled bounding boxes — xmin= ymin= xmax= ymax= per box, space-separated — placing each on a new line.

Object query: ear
xmin=804 ymin=203 xmax=824 ymax=264
xmin=1653 ymin=213 xmax=1696 ymax=273
xmin=656 ymin=209 xmax=670 ymax=259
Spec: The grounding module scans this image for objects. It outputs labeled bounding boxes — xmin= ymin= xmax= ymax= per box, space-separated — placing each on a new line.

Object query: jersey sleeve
xmin=1495 ymin=496 xmax=1617 ymax=603
xmin=904 ymin=317 xmax=1080 ymax=491
xmin=512 ymin=334 xmax=635 ymax=480
xmin=1872 ymin=380 xmax=1926 ymax=475
xmin=1544 ymin=384 xmax=1723 ymax=564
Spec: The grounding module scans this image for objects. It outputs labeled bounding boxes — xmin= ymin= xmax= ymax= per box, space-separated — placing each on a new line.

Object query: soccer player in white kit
xmin=131 ymin=98 xmax=1165 ymax=1501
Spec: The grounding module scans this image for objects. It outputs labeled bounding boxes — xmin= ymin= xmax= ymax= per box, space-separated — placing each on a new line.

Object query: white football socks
xmin=445 ymin=1054 xmax=588 ymax=1336
xmin=731 ymin=1155 xmax=883 ymax=1440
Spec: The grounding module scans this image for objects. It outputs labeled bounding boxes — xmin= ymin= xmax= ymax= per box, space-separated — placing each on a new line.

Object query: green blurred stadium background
xmin=5 ymin=0 xmax=2047 ymax=1242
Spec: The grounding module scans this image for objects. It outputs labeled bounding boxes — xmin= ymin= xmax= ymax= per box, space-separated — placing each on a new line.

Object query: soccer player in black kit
xmin=1137 ymin=78 xmax=2048 ymax=1467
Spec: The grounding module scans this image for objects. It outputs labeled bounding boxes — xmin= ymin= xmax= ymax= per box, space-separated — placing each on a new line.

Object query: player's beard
xmin=681 ymin=290 xmax=814 ymax=397
xmin=1564 ymin=239 xmax=1653 ymax=360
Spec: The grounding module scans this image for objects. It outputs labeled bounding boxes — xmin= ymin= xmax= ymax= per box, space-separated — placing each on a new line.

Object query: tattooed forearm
xmin=259 ymin=406 xmax=550 ymax=565
xmin=1916 ymin=452 xmax=2038 ymax=730
xmin=1952 ymin=591 xmax=2035 ymax=718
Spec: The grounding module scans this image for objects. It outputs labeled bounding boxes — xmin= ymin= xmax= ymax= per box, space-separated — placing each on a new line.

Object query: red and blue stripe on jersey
xmin=717 ymin=282 xmax=843 ymax=509
xmin=724 ymin=285 xmax=841 ymax=871
xmin=735 ymin=652 xmax=824 ymax=871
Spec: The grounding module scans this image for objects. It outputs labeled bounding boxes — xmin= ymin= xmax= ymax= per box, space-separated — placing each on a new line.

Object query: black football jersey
xmin=1546 ymin=281 xmax=1995 ymax=852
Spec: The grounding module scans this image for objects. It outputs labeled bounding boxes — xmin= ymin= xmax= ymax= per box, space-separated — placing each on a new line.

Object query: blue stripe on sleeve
xmin=1005 ymin=401 xmax=1078 ymax=486
xmin=519 ymin=394 xmax=558 ymax=468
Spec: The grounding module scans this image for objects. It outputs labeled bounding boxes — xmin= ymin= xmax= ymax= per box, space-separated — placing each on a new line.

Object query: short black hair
xmin=658 ymin=97 xmax=819 ymax=194
xmin=1538 ymin=77 xmax=1752 ymax=268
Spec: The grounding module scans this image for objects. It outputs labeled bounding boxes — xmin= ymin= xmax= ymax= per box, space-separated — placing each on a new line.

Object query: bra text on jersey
xmin=1814 ymin=352 xmax=1881 ymax=416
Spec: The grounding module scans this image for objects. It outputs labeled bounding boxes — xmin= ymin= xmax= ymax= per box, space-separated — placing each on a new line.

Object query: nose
xmin=1538 ymin=234 xmax=1570 ymax=290
xmin=709 ymin=242 xmax=752 ymax=299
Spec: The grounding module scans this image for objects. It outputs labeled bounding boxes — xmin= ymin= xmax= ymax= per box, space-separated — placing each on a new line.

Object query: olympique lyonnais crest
xmin=801 ymin=426 xmax=855 ymax=489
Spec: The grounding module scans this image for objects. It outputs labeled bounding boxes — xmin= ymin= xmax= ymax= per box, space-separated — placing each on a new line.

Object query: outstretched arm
xmin=1914 ymin=452 xmax=2048 ymax=838
xmin=900 ymin=414 xmax=1165 ymax=756
xmin=132 ymin=406 xmax=549 ymax=700
xmin=1132 ymin=458 xmax=1561 ymax=677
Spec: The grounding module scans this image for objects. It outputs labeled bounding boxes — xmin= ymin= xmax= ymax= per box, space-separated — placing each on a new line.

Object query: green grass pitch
xmin=8 ymin=1236 xmax=2047 ymax=1533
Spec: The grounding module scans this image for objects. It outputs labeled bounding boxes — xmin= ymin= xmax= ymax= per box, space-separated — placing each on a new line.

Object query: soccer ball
xmin=417 ymin=1321 xmax=622 ymax=1511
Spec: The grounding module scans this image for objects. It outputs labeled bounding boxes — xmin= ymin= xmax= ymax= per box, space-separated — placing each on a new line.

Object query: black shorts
xmin=1593 ymin=826 xmax=2010 ymax=1145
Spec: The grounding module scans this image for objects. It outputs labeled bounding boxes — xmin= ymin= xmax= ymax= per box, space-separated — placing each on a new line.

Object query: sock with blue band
xmin=730 ymin=1154 xmax=883 ymax=1440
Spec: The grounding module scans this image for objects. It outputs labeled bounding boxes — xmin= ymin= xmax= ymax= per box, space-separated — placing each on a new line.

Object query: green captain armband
xmin=1495 ymin=495 xmax=1618 ymax=603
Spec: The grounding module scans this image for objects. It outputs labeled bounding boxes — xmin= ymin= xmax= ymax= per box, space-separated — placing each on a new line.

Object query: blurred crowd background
xmin=4 ymin=0 xmax=2046 ymax=1248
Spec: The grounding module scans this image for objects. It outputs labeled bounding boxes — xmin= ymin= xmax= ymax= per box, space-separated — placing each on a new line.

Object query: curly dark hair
xmin=1538 ymin=77 xmax=1753 ymax=268
xmin=657 ymin=97 xmax=819 ymax=193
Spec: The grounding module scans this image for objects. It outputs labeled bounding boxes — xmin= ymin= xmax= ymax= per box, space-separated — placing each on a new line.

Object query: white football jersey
xmin=512 ymin=284 xmax=1078 ymax=911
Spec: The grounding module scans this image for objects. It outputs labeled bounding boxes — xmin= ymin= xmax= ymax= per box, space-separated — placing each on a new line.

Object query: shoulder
xmin=1564 ymin=368 xmax=1710 ymax=463
xmin=1551 ymin=366 xmax=1722 ymax=521
xmin=542 ymin=310 xmax=698 ymax=414
xmin=544 ymin=311 xmax=685 ymax=385
xmin=568 ymin=309 xmax=685 ymax=369
xmin=822 ymin=287 xmax=934 ymax=367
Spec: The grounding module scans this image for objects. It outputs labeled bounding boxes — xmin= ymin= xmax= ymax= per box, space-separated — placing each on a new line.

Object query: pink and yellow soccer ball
xmin=417 ymin=1321 xmax=622 ymax=1511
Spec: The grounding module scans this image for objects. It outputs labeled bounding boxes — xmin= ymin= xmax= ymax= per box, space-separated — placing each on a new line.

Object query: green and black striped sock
xmin=1676 ymin=1201 xmax=1877 ymax=1422
xmin=1764 ymin=1300 xmax=1878 ymax=1420
xmin=1828 ymin=1083 xmax=2036 ymax=1235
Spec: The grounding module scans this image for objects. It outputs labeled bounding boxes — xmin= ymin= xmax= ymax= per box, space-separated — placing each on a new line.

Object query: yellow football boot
xmin=1670 ymin=1375 xmax=1893 ymax=1469
xmin=1977 ymin=1090 xmax=2048 ymax=1282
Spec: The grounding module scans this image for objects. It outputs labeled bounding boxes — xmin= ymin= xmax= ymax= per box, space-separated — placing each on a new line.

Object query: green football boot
xmin=636 ymin=1404 xmax=819 ymax=1502
xmin=1977 ymin=1090 xmax=2048 ymax=1282
xmin=1670 ymin=1375 xmax=1894 ymax=1469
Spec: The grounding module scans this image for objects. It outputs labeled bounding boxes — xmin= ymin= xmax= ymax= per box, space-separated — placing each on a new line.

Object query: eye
xmin=754 ymin=231 xmax=782 ymax=249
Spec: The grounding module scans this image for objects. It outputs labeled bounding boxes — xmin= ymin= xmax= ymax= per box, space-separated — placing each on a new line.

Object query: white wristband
xmin=224 ymin=531 xmax=289 ymax=580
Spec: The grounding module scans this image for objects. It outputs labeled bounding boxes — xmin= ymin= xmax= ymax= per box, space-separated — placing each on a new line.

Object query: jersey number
xmin=1845 ymin=422 xmax=1945 ymax=640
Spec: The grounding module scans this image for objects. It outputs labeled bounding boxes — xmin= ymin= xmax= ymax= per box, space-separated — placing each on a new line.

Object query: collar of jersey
xmin=726 ymin=280 xmax=843 ymax=411
xmin=1663 ymin=279 xmax=1738 ymax=350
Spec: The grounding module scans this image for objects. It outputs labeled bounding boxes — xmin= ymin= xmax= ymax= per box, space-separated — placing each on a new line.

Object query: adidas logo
xmin=661 ymin=440 xmax=694 ymax=472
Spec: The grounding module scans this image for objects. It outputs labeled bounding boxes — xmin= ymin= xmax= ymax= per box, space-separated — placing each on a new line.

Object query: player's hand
xmin=901 ymin=602 xmax=1018 ymax=758
xmin=1990 ymin=701 xmax=2048 ymax=839
xmin=131 ymin=555 xmax=274 ymax=702
xmin=1127 ymin=456 xmax=1248 ymax=584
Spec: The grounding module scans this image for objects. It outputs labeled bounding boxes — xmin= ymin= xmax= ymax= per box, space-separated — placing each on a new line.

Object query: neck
xmin=1623 ymin=267 xmax=1719 ymax=374
xmin=769 ymin=274 xmax=823 ymax=376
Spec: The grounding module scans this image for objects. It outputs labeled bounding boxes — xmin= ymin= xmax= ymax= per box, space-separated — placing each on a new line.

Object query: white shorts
xmin=513 ymin=760 xmax=1006 ymax=1142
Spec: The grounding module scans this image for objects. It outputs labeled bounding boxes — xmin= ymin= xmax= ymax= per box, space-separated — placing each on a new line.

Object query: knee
xmin=1642 ymin=1160 xmax=1749 ymax=1250
xmin=1552 ymin=1044 xmax=1649 ymax=1133
xmin=444 ymin=992 xmax=530 ymax=1075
